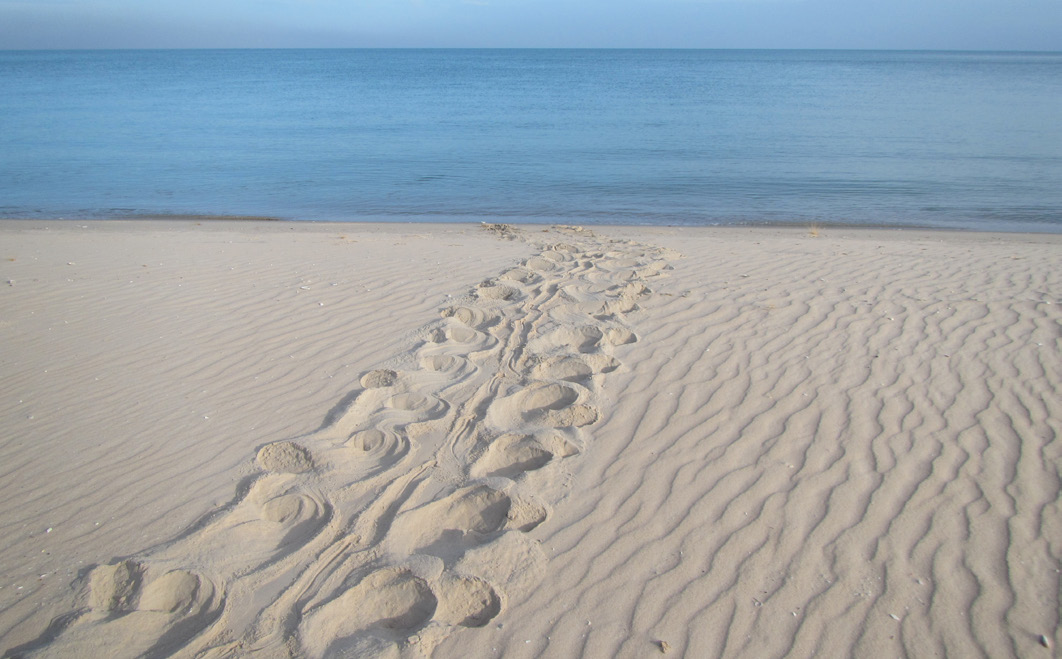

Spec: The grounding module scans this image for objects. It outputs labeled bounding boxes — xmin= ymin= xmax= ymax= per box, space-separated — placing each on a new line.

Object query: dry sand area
xmin=0 ymin=220 xmax=1059 ymax=658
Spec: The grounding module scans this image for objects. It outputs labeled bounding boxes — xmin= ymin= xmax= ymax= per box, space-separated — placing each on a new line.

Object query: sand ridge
xmin=433 ymin=227 xmax=1062 ymax=658
xmin=1 ymin=222 xmax=1059 ymax=658
xmin=6 ymin=224 xmax=678 ymax=657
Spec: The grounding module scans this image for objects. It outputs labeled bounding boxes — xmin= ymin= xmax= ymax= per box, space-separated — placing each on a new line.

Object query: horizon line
xmin=3 ymin=46 xmax=1061 ymax=53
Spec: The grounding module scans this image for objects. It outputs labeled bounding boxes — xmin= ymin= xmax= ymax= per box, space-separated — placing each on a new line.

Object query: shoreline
xmin=5 ymin=214 xmax=1062 ymax=235
xmin=5 ymin=215 xmax=1062 ymax=239
xmin=1 ymin=221 xmax=1059 ymax=657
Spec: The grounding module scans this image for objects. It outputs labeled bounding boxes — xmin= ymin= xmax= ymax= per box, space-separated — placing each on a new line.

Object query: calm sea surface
xmin=2 ymin=49 xmax=1061 ymax=231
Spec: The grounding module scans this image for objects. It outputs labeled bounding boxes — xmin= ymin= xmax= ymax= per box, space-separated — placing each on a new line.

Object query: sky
xmin=0 ymin=0 xmax=1059 ymax=50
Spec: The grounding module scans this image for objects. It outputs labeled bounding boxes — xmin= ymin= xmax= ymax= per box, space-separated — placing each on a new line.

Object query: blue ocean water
xmin=1 ymin=49 xmax=1060 ymax=231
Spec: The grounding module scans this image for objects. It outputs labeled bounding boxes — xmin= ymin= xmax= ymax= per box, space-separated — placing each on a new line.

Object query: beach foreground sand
xmin=0 ymin=221 xmax=1058 ymax=658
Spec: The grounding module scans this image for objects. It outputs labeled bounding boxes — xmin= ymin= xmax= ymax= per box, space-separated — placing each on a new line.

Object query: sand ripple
xmin=434 ymin=228 xmax=1062 ymax=658
xmin=3 ymin=224 xmax=1058 ymax=658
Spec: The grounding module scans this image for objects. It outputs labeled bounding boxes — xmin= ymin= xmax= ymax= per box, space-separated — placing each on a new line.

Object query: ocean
xmin=1 ymin=49 xmax=1060 ymax=231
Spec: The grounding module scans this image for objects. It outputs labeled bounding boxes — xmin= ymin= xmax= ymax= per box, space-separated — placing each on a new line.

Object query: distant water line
xmin=1 ymin=49 xmax=1060 ymax=231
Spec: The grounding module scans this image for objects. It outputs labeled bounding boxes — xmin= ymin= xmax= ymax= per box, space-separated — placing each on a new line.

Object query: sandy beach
xmin=0 ymin=220 xmax=1059 ymax=658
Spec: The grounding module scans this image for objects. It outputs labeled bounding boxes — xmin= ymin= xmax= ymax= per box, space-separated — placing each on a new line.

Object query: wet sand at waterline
xmin=0 ymin=221 xmax=1058 ymax=657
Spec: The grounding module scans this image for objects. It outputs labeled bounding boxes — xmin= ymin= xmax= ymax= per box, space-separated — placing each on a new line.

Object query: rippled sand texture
xmin=1 ymin=221 xmax=679 ymax=657
xmin=434 ymin=227 xmax=1062 ymax=658
xmin=1 ymin=223 xmax=1059 ymax=659
xmin=0 ymin=221 xmax=531 ymax=655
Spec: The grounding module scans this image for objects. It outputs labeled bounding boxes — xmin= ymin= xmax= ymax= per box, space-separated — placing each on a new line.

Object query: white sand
xmin=0 ymin=221 xmax=1058 ymax=658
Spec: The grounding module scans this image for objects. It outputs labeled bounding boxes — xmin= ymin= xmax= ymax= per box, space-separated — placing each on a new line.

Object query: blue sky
xmin=0 ymin=0 xmax=1059 ymax=50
